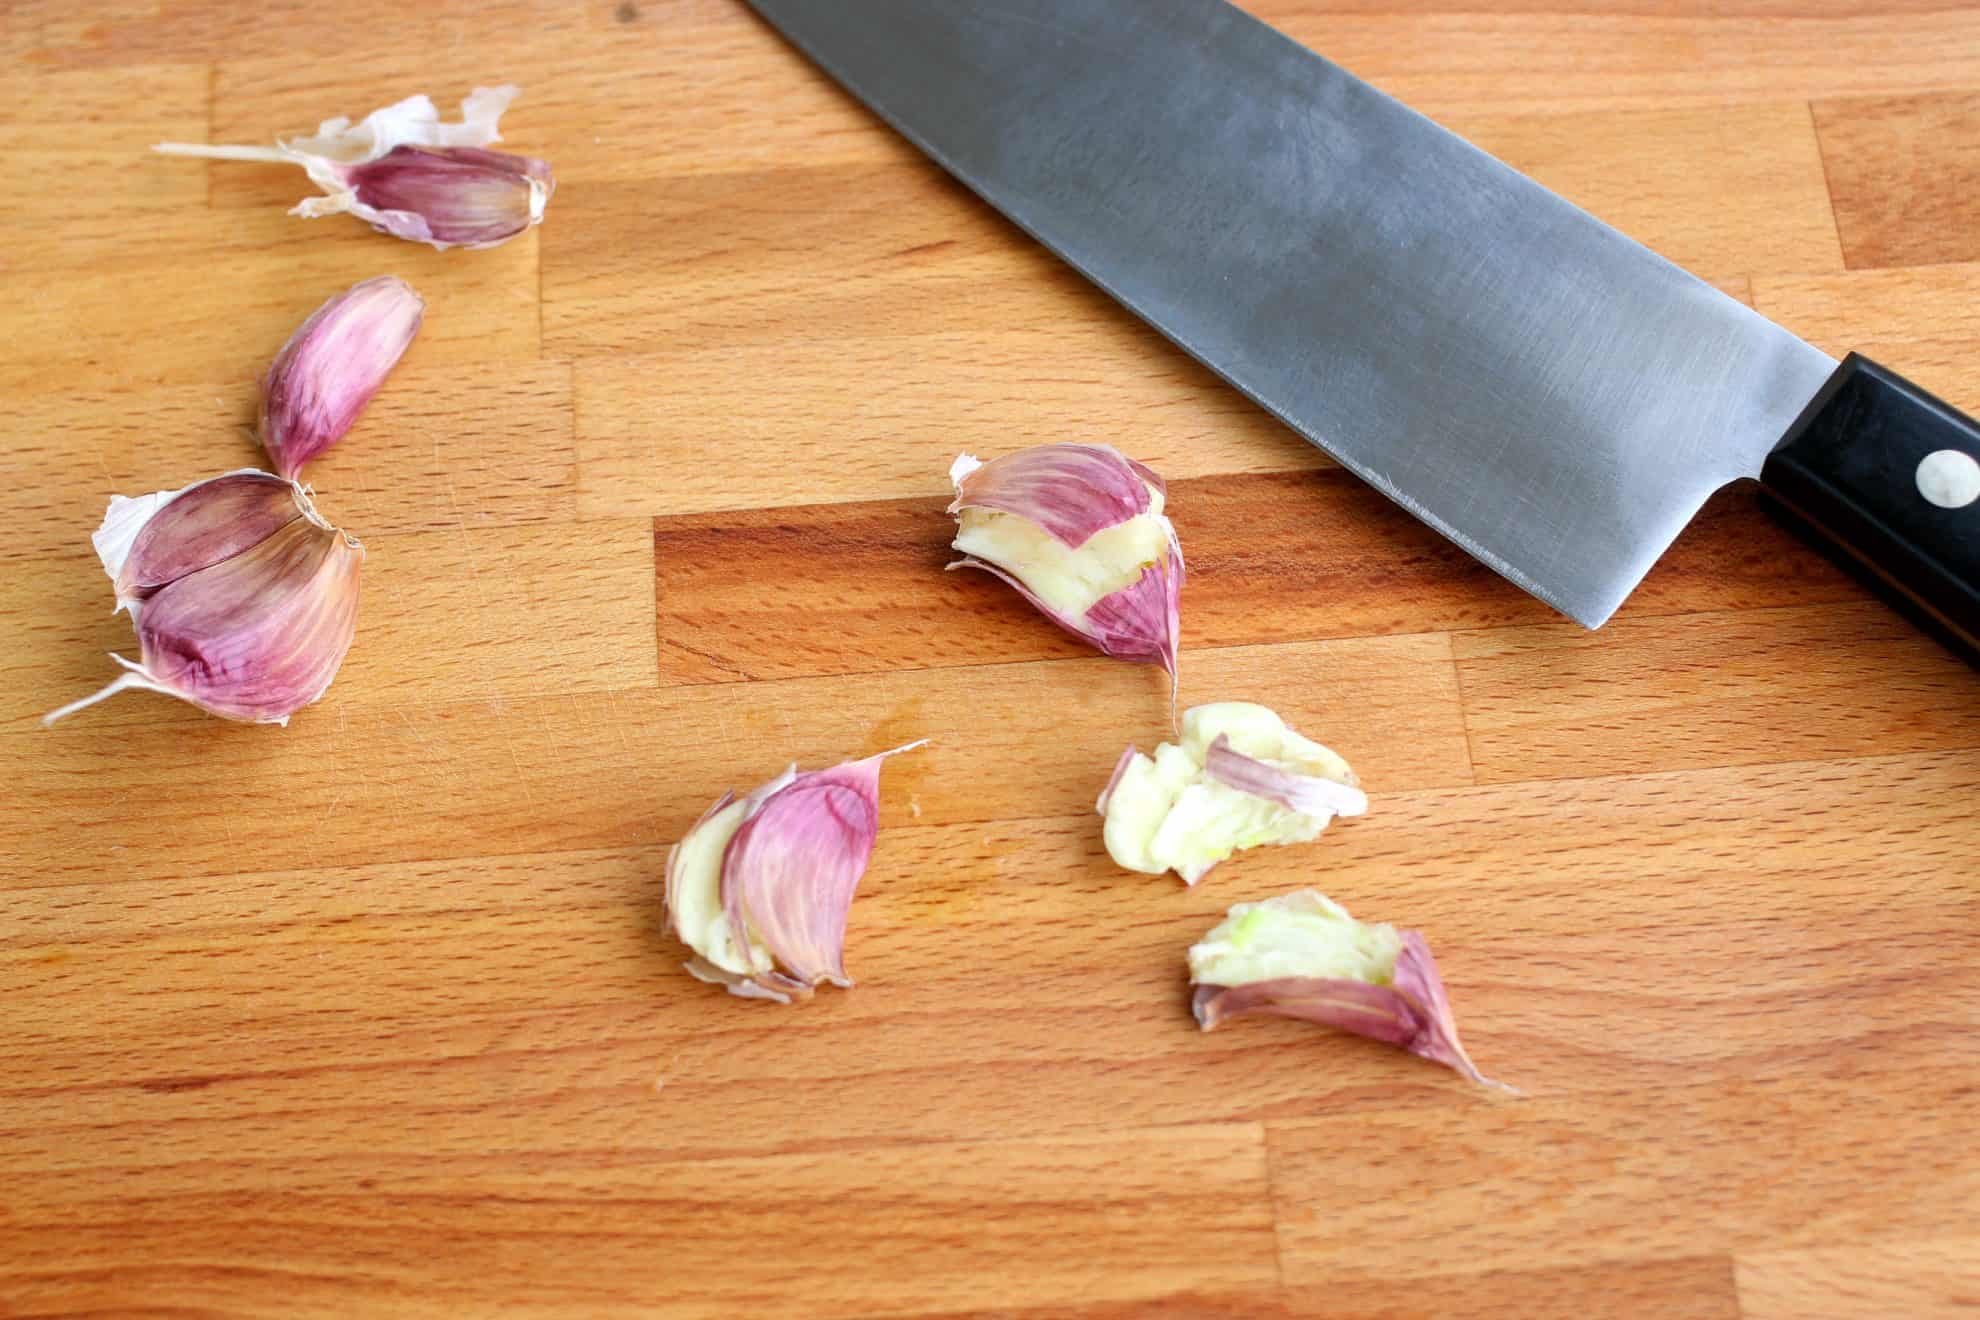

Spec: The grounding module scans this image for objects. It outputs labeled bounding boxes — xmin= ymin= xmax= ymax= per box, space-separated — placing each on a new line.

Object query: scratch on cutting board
xmin=506 ymin=735 xmax=537 ymax=806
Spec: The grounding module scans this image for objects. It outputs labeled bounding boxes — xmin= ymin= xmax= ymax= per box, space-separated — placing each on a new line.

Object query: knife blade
xmin=745 ymin=0 xmax=1980 ymax=647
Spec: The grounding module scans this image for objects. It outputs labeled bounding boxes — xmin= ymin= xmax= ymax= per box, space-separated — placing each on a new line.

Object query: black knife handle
xmin=1759 ymin=354 xmax=1980 ymax=661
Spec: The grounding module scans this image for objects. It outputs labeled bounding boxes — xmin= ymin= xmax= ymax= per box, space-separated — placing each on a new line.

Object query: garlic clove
xmin=48 ymin=495 xmax=363 ymax=727
xmin=947 ymin=445 xmax=1184 ymax=691
xmin=1099 ymin=703 xmax=1364 ymax=884
xmin=1187 ymin=890 xmax=1510 ymax=1091
xmin=722 ymin=743 xmax=924 ymax=991
xmin=331 ymin=146 xmax=555 ymax=251
xmin=153 ymin=86 xmax=554 ymax=252
xmin=130 ymin=517 xmax=361 ymax=724
xmin=261 ymin=276 xmax=425 ymax=478
xmin=664 ymin=742 xmax=926 ymax=1003
xmin=106 ymin=470 xmax=301 ymax=610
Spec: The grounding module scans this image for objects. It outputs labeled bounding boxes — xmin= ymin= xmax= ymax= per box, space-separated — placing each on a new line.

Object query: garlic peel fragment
xmin=666 ymin=742 xmax=927 ymax=1004
xmin=1203 ymin=735 xmax=1368 ymax=819
xmin=1100 ymin=703 xmax=1364 ymax=884
xmin=1188 ymin=891 xmax=1511 ymax=1091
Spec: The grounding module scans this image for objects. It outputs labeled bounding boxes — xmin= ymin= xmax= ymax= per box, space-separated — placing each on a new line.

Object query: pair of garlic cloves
xmin=46 ymin=275 xmax=424 ymax=727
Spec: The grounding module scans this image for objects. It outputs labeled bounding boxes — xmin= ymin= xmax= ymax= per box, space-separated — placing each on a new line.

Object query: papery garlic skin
xmin=1099 ymin=703 xmax=1365 ymax=884
xmin=154 ymin=87 xmax=554 ymax=251
xmin=665 ymin=743 xmax=925 ymax=1004
xmin=46 ymin=472 xmax=363 ymax=727
xmin=261 ymin=276 xmax=425 ymax=478
xmin=947 ymin=445 xmax=1183 ymax=688
xmin=1188 ymin=890 xmax=1509 ymax=1090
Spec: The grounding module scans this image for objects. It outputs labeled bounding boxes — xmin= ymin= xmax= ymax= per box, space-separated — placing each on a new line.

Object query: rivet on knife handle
xmin=1760 ymin=354 xmax=1980 ymax=660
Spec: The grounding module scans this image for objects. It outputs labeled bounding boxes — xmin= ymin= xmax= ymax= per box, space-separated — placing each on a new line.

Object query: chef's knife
xmin=745 ymin=0 xmax=1980 ymax=650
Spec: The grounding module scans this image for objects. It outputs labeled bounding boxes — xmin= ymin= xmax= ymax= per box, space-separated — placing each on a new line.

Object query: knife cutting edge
xmin=744 ymin=0 xmax=1980 ymax=655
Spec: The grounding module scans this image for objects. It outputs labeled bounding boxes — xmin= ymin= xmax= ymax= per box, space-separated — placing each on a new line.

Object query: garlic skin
xmin=1098 ymin=703 xmax=1366 ymax=884
xmin=261 ymin=276 xmax=425 ymax=479
xmin=947 ymin=445 xmax=1183 ymax=691
xmin=45 ymin=472 xmax=363 ymax=727
xmin=1188 ymin=890 xmax=1509 ymax=1091
xmin=665 ymin=742 xmax=926 ymax=1004
xmin=154 ymin=87 xmax=554 ymax=251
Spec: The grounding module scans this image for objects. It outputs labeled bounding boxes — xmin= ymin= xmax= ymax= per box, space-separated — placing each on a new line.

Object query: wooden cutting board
xmin=3 ymin=2 xmax=1978 ymax=1315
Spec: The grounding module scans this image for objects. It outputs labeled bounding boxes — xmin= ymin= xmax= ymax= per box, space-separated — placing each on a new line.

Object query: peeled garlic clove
xmin=154 ymin=86 xmax=554 ymax=251
xmin=1100 ymin=702 xmax=1365 ymax=884
xmin=664 ymin=742 xmax=927 ymax=1003
xmin=47 ymin=479 xmax=363 ymax=727
xmin=1188 ymin=890 xmax=1509 ymax=1090
xmin=261 ymin=276 xmax=425 ymax=478
xmin=947 ymin=445 xmax=1184 ymax=691
xmin=106 ymin=470 xmax=300 ymax=609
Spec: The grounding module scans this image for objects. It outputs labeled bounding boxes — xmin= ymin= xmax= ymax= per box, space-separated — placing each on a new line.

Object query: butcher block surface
xmin=3 ymin=2 xmax=1979 ymax=1315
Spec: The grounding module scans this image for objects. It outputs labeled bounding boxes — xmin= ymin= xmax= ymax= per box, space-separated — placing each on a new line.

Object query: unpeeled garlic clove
xmin=107 ymin=469 xmax=301 ymax=607
xmin=335 ymin=145 xmax=555 ymax=251
xmin=46 ymin=475 xmax=363 ymax=727
xmin=947 ymin=444 xmax=1183 ymax=694
xmin=260 ymin=276 xmax=425 ymax=478
xmin=1188 ymin=890 xmax=1510 ymax=1091
xmin=665 ymin=741 xmax=927 ymax=1003
xmin=1098 ymin=702 xmax=1365 ymax=884
xmin=154 ymin=86 xmax=554 ymax=251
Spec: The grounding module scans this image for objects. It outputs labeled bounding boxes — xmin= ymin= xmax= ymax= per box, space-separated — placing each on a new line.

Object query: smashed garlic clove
xmin=48 ymin=477 xmax=363 ymax=727
xmin=1100 ymin=702 xmax=1365 ymax=884
xmin=261 ymin=276 xmax=425 ymax=478
xmin=665 ymin=742 xmax=927 ymax=1003
xmin=947 ymin=445 xmax=1184 ymax=697
xmin=154 ymin=87 xmax=555 ymax=251
xmin=1188 ymin=890 xmax=1510 ymax=1091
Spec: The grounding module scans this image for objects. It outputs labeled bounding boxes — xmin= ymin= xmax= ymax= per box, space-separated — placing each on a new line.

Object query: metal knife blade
xmin=744 ymin=0 xmax=1842 ymax=627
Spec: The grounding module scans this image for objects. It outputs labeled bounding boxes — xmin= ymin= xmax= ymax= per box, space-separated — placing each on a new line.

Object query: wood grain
xmin=651 ymin=475 xmax=1861 ymax=687
xmin=1270 ymin=1067 xmax=1980 ymax=1280
xmin=1756 ymin=263 xmax=1980 ymax=403
xmin=1449 ymin=102 xmax=1843 ymax=285
xmin=4 ymin=0 xmax=1980 ymax=1315
xmin=1814 ymin=91 xmax=1980 ymax=269
xmin=1454 ymin=601 xmax=1980 ymax=783
xmin=1735 ymin=1238 xmax=1980 ymax=1319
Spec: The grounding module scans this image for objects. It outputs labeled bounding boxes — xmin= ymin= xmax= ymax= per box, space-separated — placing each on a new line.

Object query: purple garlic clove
xmin=1187 ymin=890 xmax=1512 ymax=1091
xmin=154 ymin=86 xmax=554 ymax=251
xmin=946 ymin=444 xmax=1184 ymax=698
xmin=48 ymin=477 xmax=363 ymax=727
xmin=665 ymin=742 xmax=927 ymax=1004
xmin=260 ymin=276 xmax=425 ymax=478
